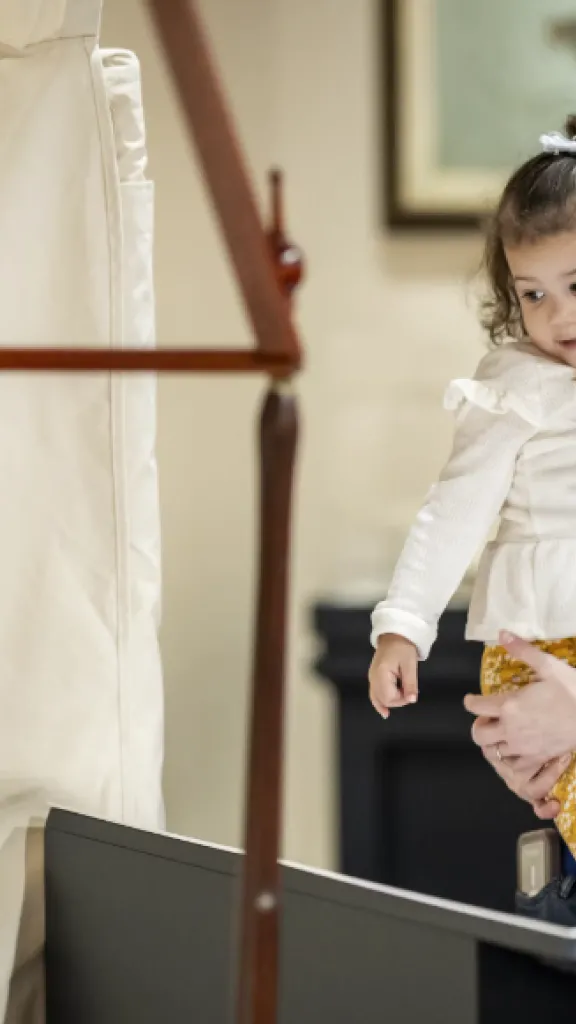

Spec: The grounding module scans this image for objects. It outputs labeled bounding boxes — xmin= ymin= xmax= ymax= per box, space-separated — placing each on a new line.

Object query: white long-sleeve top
xmin=371 ymin=341 xmax=576 ymax=659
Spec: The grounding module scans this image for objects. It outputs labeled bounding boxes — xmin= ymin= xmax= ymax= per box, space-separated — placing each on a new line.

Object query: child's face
xmin=506 ymin=231 xmax=576 ymax=368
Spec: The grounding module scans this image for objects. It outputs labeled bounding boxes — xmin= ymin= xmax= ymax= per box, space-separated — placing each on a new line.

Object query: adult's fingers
xmin=505 ymin=755 xmax=547 ymax=774
xmin=481 ymin=740 xmax=542 ymax=776
xmin=533 ymin=797 xmax=561 ymax=820
xmin=522 ymin=758 xmax=568 ymax=803
xmin=464 ymin=692 xmax=507 ymax=718
xmin=470 ymin=715 xmax=507 ymax=750
xmin=499 ymin=631 xmax=554 ymax=677
xmin=482 ymin=743 xmax=567 ymax=807
xmin=481 ymin=741 xmax=516 ymax=787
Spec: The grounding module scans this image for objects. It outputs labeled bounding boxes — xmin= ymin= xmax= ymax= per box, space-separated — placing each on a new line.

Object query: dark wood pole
xmin=235 ymin=170 xmax=304 ymax=1024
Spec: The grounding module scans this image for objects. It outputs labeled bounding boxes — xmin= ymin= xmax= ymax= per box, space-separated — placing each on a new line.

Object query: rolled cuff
xmin=370 ymin=606 xmax=437 ymax=661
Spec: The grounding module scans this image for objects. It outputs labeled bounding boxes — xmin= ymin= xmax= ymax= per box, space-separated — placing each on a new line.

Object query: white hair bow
xmin=540 ymin=131 xmax=576 ymax=155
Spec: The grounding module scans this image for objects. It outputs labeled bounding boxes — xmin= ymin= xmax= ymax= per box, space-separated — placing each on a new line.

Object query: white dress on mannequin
xmin=0 ymin=0 xmax=165 ymax=1016
xmin=0 ymin=0 xmax=164 ymax=831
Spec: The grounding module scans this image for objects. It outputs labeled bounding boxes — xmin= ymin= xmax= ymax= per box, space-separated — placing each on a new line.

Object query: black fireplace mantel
xmin=313 ymin=603 xmax=537 ymax=913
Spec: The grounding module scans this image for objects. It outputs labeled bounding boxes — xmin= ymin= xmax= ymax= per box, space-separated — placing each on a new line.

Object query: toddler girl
xmin=369 ymin=115 xmax=576 ymax=863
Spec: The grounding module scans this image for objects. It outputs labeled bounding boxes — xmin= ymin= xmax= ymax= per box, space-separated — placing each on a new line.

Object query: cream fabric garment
xmin=0 ymin=790 xmax=49 ymax=1024
xmin=371 ymin=341 xmax=576 ymax=658
xmin=0 ymin=0 xmax=164 ymax=829
xmin=0 ymin=1 xmax=164 ymax=1018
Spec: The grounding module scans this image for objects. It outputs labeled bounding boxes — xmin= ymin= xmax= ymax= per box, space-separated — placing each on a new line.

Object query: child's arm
xmin=369 ymin=399 xmax=538 ymax=715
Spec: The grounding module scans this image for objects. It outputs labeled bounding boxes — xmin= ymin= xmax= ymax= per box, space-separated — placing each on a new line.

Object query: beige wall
xmin=102 ymin=0 xmax=485 ymax=869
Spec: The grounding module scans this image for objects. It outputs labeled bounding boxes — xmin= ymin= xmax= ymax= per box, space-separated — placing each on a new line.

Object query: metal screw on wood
xmin=255 ymin=892 xmax=277 ymax=912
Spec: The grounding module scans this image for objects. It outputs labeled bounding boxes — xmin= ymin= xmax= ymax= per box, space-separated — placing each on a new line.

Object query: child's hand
xmin=369 ymin=633 xmax=419 ymax=718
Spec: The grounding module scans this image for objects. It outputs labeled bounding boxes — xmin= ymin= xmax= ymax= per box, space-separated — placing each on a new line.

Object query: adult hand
xmin=464 ymin=632 xmax=576 ymax=762
xmin=479 ymin=736 xmax=568 ymax=819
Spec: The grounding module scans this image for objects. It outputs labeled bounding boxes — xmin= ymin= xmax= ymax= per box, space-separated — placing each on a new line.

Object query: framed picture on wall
xmin=383 ymin=0 xmax=576 ymax=229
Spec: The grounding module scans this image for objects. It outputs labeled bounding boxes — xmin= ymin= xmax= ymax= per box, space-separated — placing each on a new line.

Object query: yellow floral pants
xmin=481 ymin=638 xmax=576 ymax=859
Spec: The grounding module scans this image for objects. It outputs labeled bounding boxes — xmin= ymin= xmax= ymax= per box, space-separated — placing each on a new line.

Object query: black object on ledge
xmin=313 ymin=603 xmax=537 ymax=913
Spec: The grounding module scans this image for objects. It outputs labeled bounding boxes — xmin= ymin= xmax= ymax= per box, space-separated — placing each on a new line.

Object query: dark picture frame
xmin=382 ymin=0 xmax=576 ymax=231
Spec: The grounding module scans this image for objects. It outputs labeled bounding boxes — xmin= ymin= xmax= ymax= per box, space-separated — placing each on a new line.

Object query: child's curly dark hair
xmin=481 ymin=114 xmax=576 ymax=345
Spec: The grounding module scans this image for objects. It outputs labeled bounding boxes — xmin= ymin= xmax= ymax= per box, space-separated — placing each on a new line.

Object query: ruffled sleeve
xmin=443 ymin=342 xmax=575 ymax=430
xmin=370 ymin=343 xmax=566 ymax=659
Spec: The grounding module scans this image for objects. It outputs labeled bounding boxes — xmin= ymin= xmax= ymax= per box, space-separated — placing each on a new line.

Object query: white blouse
xmin=371 ymin=341 xmax=576 ymax=659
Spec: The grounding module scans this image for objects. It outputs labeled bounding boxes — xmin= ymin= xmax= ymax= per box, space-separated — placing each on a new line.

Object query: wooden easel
xmin=1 ymin=3 xmax=303 ymax=1023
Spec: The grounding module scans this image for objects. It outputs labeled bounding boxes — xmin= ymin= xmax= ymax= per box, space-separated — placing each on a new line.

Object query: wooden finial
xmin=266 ymin=168 xmax=305 ymax=302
